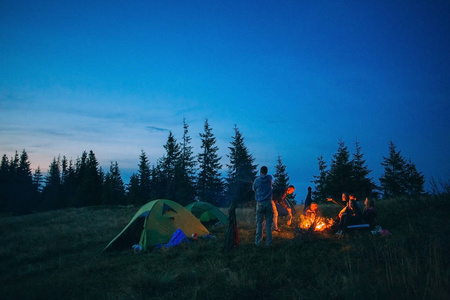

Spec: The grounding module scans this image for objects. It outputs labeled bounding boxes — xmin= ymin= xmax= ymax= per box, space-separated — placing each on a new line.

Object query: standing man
xmin=252 ymin=166 xmax=273 ymax=247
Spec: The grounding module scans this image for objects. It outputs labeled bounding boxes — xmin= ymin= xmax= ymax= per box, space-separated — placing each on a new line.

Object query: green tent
xmin=104 ymin=199 xmax=209 ymax=251
xmin=185 ymin=201 xmax=229 ymax=225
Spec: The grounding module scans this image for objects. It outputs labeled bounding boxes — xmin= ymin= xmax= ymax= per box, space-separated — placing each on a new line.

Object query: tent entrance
xmin=108 ymin=216 xmax=146 ymax=251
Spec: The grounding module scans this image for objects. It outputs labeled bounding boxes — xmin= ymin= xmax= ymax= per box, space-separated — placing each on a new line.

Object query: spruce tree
xmin=273 ymin=155 xmax=295 ymax=204
xmin=150 ymin=163 xmax=164 ymax=200
xmin=175 ymin=119 xmax=197 ymax=205
xmin=226 ymin=125 xmax=257 ymax=207
xmin=380 ymin=141 xmax=408 ymax=198
xmin=137 ymin=150 xmax=152 ymax=203
xmin=327 ymin=139 xmax=353 ymax=200
xmin=42 ymin=157 xmax=62 ymax=210
xmin=7 ymin=151 xmax=19 ymax=212
xmin=351 ymin=140 xmax=377 ymax=199
xmin=32 ymin=166 xmax=43 ymax=208
xmin=10 ymin=150 xmax=35 ymax=213
xmin=61 ymin=156 xmax=76 ymax=208
xmin=312 ymin=154 xmax=329 ymax=202
xmin=86 ymin=150 xmax=103 ymax=206
xmin=273 ymin=155 xmax=290 ymax=189
xmin=197 ymin=118 xmax=224 ymax=206
xmin=102 ymin=161 xmax=126 ymax=205
xmin=32 ymin=166 xmax=44 ymax=194
xmin=404 ymin=159 xmax=425 ymax=197
xmin=73 ymin=151 xmax=88 ymax=207
xmin=160 ymin=131 xmax=182 ymax=202
xmin=126 ymin=173 xmax=141 ymax=204
xmin=0 ymin=155 xmax=9 ymax=211
xmin=73 ymin=151 xmax=102 ymax=207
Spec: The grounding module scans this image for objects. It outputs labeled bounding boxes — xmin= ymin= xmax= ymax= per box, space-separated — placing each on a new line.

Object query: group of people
xmin=252 ymin=166 xmax=377 ymax=246
xmin=331 ymin=192 xmax=377 ymax=235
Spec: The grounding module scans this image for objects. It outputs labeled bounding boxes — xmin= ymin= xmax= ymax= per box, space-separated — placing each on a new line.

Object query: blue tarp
xmin=156 ymin=229 xmax=190 ymax=249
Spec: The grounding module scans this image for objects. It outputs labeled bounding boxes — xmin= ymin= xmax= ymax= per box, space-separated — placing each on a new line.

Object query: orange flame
xmin=299 ymin=214 xmax=334 ymax=232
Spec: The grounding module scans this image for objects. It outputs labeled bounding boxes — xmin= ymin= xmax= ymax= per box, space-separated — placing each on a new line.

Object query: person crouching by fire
xmin=335 ymin=194 xmax=364 ymax=236
xmin=271 ymin=185 xmax=295 ymax=232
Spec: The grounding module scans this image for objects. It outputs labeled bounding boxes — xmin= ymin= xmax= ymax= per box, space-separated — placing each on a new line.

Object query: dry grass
xmin=1 ymin=197 xmax=449 ymax=300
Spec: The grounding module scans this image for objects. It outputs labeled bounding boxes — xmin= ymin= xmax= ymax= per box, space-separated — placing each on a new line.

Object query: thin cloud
xmin=35 ymin=128 xmax=71 ymax=137
xmin=145 ymin=126 xmax=170 ymax=133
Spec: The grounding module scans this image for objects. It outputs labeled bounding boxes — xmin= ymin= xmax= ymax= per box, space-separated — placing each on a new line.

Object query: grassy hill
xmin=1 ymin=195 xmax=449 ymax=300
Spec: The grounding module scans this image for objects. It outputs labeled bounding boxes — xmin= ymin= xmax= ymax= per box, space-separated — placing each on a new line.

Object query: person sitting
xmin=363 ymin=197 xmax=377 ymax=227
xmin=336 ymin=194 xmax=364 ymax=235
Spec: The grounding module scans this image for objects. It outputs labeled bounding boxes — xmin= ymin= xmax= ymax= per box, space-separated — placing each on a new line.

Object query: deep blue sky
xmin=1 ymin=1 xmax=449 ymax=193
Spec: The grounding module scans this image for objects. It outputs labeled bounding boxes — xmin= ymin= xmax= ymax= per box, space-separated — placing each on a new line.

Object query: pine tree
xmin=312 ymin=154 xmax=328 ymax=202
xmin=9 ymin=151 xmax=19 ymax=175
xmin=380 ymin=141 xmax=408 ymax=198
xmin=102 ymin=161 xmax=126 ymax=205
xmin=150 ymin=163 xmax=164 ymax=200
xmin=42 ymin=157 xmax=62 ymax=210
xmin=14 ymin=150 xmax=37 ymax=213
xmin=73 ymin=151 xmax=103 ymax=207
xmin=174 ymin=119 xmax=197 ymax=205
xmin=197 ymin=118 xmax=224 ymax=206
xmin=160 ymin=132 xmax=182 ymax=202
xmin=226 ymin=125 xmax=257 ymax=207
xmin=0 ymin=155 xmax=9 ymax=211
xmin=32 ymin=166 xmax=43 ymax=208
xmin=273 ymin=155 xmax=295 ymax=204
xmin=137 ymin=150 xmax=152 ymax=203
xmin=7 ymin=151 xmax=19 ymax=212
xmin=273 ymin=156 xmax=289 ymax=189
xmin=61 ymin=156 xmax=76 ymax=208
xmin=126 ymin=173 xmax=141 ymax=204
xmin=351 ymin=140 xmax=377 ymax=199
xmin=327 ymin=139 xmax=353 ymax=200
xmin=404 ymin=159 xmax=425 ymax=197
xmin=87 ymin=150 xmax=103 ymax=205
xmin=73 ymin=151 xmax=88 ymax=207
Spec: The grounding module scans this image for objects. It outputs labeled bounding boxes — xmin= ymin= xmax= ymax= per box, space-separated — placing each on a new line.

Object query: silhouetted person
xmin=303 ymin=186 xmax=313 ymax=214
xmin=252 ymin=166 xmax=273 ymax=247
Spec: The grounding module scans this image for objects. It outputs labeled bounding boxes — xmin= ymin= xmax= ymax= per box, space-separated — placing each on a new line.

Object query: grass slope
xmin=1 ymin=196 xmax=449 ymax=300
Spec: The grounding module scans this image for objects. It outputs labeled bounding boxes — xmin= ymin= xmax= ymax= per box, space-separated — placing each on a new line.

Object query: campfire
xmin=298 ymin=214 xmax=334 ymax=232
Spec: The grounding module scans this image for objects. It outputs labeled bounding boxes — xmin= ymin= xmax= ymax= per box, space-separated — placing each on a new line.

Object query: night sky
xmin=1 ymin=1 xmax=449 ymax=192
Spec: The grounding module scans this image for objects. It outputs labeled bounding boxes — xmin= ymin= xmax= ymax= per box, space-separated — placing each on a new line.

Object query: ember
xmin=298 ymin=214 xmax=334 ymax=232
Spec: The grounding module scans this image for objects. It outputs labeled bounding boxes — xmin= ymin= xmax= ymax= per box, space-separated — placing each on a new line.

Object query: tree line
xmin=0 ymin=119 xmax=291 ymax=214
xmin=0 ymin=118 xmax=425 ymax=214
xmin=313 ymin=139 xmax=425 ymax=202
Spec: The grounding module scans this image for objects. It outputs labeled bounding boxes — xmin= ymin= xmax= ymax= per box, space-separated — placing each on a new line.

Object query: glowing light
xmin=298 ymin=214 xmax=334 ymax=232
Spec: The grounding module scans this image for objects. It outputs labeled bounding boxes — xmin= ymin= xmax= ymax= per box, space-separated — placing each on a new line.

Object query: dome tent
xmin=104 ymin=199 xmax=209 ymax=252
xmin=185 ymin=201 xmax=229 ymax=225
